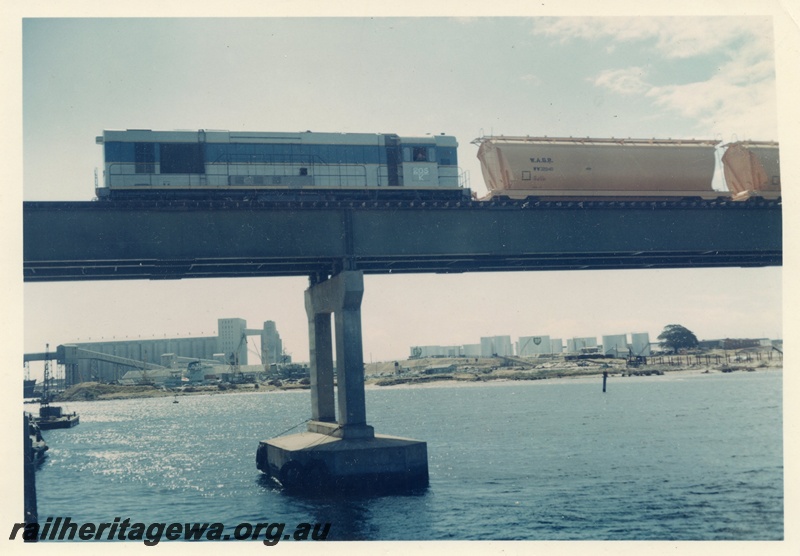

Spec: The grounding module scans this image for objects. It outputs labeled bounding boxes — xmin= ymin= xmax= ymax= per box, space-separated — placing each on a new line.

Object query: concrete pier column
xmin=306 ymin=309 xmax=335 ymax=423
xmin=304 ymin=271 xmax=372 ymax=438
xmin=256 ymin=270 xmax=427 ymax=494
xmin=333 ymin=279 xmax=367 ymax=428
xmin=335 ymin=304 xmax=366 ymax=426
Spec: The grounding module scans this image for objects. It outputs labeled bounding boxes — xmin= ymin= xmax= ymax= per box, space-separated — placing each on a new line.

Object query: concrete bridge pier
xmin=256 ymin=270 xmax=428 ymax=494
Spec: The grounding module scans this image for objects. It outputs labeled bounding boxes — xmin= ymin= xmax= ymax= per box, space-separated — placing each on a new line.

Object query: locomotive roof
xmin=98 ymin=129 xmax=457 ymax=146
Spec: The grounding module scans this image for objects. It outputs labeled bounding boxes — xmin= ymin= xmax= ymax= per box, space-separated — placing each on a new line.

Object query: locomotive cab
xmin=396 ymin=135 xmax=460 ymax=188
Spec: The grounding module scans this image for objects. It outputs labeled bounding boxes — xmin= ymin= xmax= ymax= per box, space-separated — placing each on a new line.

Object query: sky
xmin=6 ymin=5 xmax=797 ymax=381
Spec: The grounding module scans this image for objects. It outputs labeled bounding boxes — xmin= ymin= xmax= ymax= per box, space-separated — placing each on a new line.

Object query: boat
xmin=33 ymin=344 xmax=79 ymax=430
xmin=26 ymin=412 xmax=49 ymax=463
xmin=24 ymin=378 xmax=37 ymax=398
xmin=35 ymin=404 xmax=80 ymax=430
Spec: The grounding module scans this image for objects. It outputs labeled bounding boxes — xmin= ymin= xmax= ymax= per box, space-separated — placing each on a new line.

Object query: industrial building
xmin=409 ymin=332 xmax=653 ymax=359
xmin=64 ymin=318 xmax=283 ymax=383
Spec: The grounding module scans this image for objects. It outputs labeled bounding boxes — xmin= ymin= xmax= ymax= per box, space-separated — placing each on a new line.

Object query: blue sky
xmin=9 ymin=10 xmax=794 ymax=374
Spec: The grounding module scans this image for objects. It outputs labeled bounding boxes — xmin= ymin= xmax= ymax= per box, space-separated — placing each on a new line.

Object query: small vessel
xmin=26 ymin=412 xmax=49 ymax=463
xmin=24 ymin=378 xmax=37 ymax=399
xmin=34 ymin=344 xmax=79 ymax=430
xmin=36 ymin=404 xmax=80 ymax=430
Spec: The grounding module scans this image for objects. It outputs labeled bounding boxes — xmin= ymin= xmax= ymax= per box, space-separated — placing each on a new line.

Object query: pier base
xmin=257 ymin=270 xmax=428 ymax=494
xmin=256 ymin=431 xmax=428 ymax=494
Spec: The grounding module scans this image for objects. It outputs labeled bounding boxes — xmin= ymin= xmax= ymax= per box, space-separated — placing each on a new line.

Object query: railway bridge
xmin=23 ymin=198 xmax=782 ymax=493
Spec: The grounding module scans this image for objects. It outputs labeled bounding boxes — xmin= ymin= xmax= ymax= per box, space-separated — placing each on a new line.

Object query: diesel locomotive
xmin=96 ymin=129 xmax=465 ymax=201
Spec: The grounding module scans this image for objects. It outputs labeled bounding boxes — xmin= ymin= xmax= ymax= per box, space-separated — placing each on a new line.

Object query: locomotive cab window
xmin=160 ymin=143 xmax=205 ymax=174
xmin=403 ymin=146 xmax=435 ymax=163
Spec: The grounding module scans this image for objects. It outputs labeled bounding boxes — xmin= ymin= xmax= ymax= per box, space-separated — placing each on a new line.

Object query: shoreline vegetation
xmin=44 ymin=354 xmax=783 ymax=403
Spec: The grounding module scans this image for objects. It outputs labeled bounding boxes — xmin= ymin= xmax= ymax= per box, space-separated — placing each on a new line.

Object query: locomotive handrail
xmin=106 ymin=163 xmax=205 ymax=187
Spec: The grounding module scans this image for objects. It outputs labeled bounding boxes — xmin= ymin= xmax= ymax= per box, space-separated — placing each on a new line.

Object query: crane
xmin=228 ymin=331 xmax=247 ymax=384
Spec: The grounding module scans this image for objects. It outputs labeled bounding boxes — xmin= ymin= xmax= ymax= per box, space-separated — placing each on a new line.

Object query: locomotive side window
xmin=437 ymin=147 xmax=456 ymax=166
xmin=209 ymin=143 xmax=383 ymax=165
xmin=160 ymin=143 xmax=205 ymax=174
xmin=134 ymin=142 xmax=155 ymax=174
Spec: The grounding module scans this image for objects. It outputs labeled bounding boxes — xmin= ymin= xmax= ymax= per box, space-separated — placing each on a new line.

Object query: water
xmin=33 ymin=370 xmax=783 ymax=541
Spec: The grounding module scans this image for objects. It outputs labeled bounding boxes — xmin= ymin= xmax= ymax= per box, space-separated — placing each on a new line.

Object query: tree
xmin=657 ymin=324 xmax=699 ymax=354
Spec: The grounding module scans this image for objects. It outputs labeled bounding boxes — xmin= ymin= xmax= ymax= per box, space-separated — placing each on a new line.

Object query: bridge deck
xmin=23 ymin=199 xmax=782 ymax=282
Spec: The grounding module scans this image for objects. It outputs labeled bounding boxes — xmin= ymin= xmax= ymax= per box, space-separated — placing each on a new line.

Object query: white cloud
xmin=647 ymin=73 xmax=777 ymax=140
xmin=591 ymin=67 xmax=650 ymax=95
xmin=539 ymin=17 xmax=777 ymax=139
xmin=520 ymin=73 xmax=542 ymax=86
xmin=531 ymin=17 xmax=773 ymax=60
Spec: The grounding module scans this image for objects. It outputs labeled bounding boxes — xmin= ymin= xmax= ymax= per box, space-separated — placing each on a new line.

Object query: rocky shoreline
xmin=51 ymin=380 xmax=309 ymax=402
xmin=50 ymin=355 xmax=782 ymax=402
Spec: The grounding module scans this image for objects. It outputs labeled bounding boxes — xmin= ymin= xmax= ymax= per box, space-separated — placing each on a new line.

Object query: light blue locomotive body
xmin=97 ymin=129 xmax=465 ymax=200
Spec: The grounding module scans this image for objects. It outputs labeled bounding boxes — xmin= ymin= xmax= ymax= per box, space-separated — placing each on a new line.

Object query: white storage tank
xmin=630 ymin=332 xmax=652 ymax=357
xmin=602 ymin=334 xmax=628 ymax=357
xmin=463 ymin=344 xmax=482 ymax=357
xmin=518 ymin=335 xmax=552 ymax=356
xmin=481 ymin=336 xmax=513 ymax=357
xmin=567 ymin=337 xmax=598 ymax=354
xmin=410 ymin=345 xmax=447 ymax=358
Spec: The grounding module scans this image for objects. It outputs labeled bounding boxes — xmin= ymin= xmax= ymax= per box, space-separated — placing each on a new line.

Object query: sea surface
xmin=33 ymin=370 xmax=783 ymax=541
